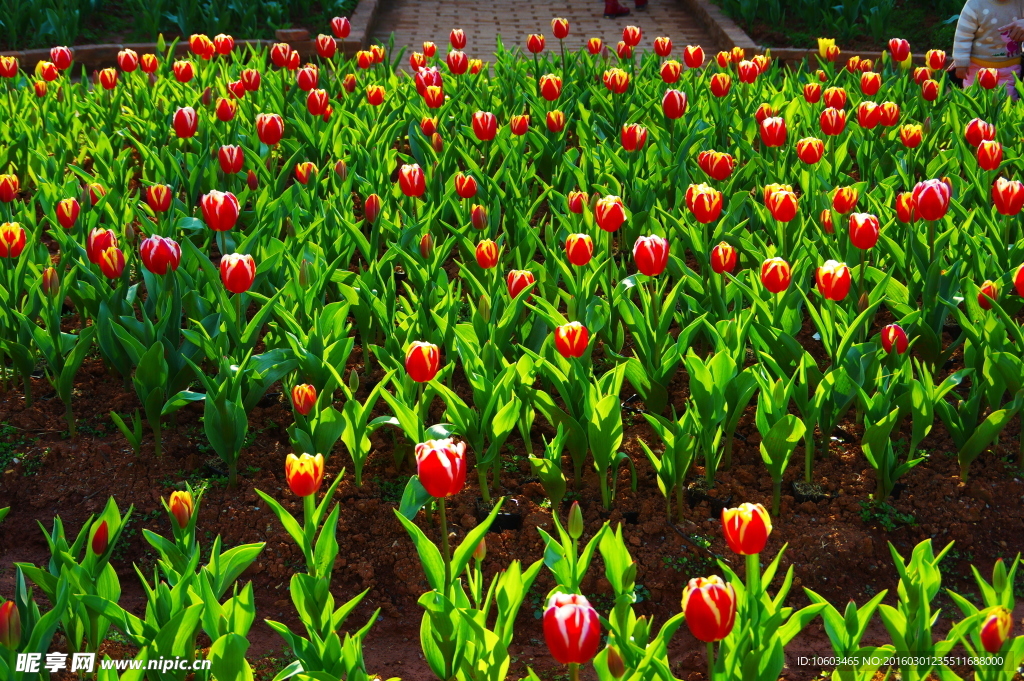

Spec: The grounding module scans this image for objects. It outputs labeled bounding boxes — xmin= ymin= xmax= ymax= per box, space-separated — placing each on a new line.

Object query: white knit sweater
xmin=952 ymin=0 xmax=1023 ymax=67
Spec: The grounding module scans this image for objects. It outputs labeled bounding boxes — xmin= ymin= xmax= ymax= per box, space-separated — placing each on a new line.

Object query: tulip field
xmin=2 ymin=16 xmax=1024 ymax=681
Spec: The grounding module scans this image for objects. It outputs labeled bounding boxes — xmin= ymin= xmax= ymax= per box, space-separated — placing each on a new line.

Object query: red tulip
xmin=552 ymin=18 xmax=570 ymax=39
xmin=567 ymin=191 xmax=588 ymax=215
xmin=423 ymin=85 xmax=445 ymax=109
xmin=546 ymin=110 xmax=566 ymax=133
xmin=416 ymin=438 xmax=466 ymax=497
xmin=823 ymin=86 xmax=847 ymax=109
xmin=99 ymin=246 xmax=126 ymax=279
xmin=291 ymin=384 xmax=317 ymax=416
xmin=471 ymin=205 xmax=488 ymax=230
xmin=399 ymin=164 xmax=426 ymax=198
xmin=595 ymin=196 xmax=626 ymax=232
xmin=662 ymin=89 xmax=687 ymax=119
xmin=849 ymin=213 xmax=880 ymax=250
xmin=965 ymin=118 xmax=995 ymax=147
xmin=510 ymin=114 xmax=529 ymax=136
xmin=711 ymin=241 xmax=737 ymax=274
xmin=475 ymin=239 xmax=499 ymax=269
xmin=98 ymin=68 xmax=118 ymax=89
xmin=1014 ymin=264 xmax=1024 ymax=297
xmin=633 ymin=235 xmax=669 ymax=277
xmin=140 ymin=54 xmax=158 ymax=74
xmin=913 ymin=67 xmax=932 ymax=85
xmin=565 ymin=234 xmax=594 ymax=266
xmin=0 ymin=599 xmax=20 ymax=650
xmin=405 ymin=341 xmax=440 ymax=382
xmin=766 ymin=187 xmax=799 ymax=222
xmin=200 ymin=191 xmax=240 ymax=232
xmin=816 ymin=260 xmax=851 ymax=300
xmin=449 ymin=28 xmax=467 ymax=49
xmin=920 ymin=79 xmax=939 ymax=101
xmin=754 ymin=103 xmax=776 ymax=125
xmin=654 ymin=36 xmax=672 ymax=57
xmin=856 ymin=101 xmax=880 ymax=129
xmin=539 ymin=74 xmax=562 ymax=101
xmin=698 ymin=151 xmax=735 ymax=181
xmin=977 ymin=68 xmax=999 ymax=89
xmin=294 ymin=162 xmax=317 ymax=185
xmin=895 ymin=192 xmax=916 ymax=223
xmin=220 ymin=253 xmax=256 ymax=293
xmin=721 ymin=503 xmax=772 ymax=554
xmin=189 ymin=33 xmax=215 ymax=60
xmin=683 ymin=45 xmax=704 ymax=68
xmin=820 ymin=208 xmax=835 ymax=234
xmin=331 ymin=16 xmax=351 ymax=39
xmin=454 ymin=172 xmax=477 ymax=199
xmin=879 ymin=101 xmax=900 ymax=127
xmin=285 ymin=453 xmax=324 ymax=497
xmin=56 ymin=198 xmax=80 ymax=229
xmin=0 ymin=222 xmax=26 ymax=259
xmin=527 ymin=34 xmax=545 ymax=54
xmin=356 ymin=50 xmax=373 ymax=69
xmin=832 ymin=187 xmax=859 ymax=214
xmin=212 ymin=97 xmax=235 ymax=122
xmin=409 ymin=52 xmax=426 ymax=70
xmin=543 ymin=593 xmax=601 ymax=665
xmin=925 ymin=49 xmax=946 ymax=70
xmin=241 ymin=68 xmax=261 ymax=91
xmin=173 ymin=106 xmax=198 ymax=138
xmin=616 ymin=42 xmax=633 ymax=60
xmin=820 ymin=107 xmax=847 ymax=136
xmin=681 ymin=576 xmax=736 ymax=642
xmin=976 ymin=280 xmax=999 ymax=310
xmin=977 ymin=140 xmax=1002 ymax=171
xmin=881 ymin=324 xmax=908 ymax=354
xmin=661 ymin=60 xmax=682 ymax=83
xmin=172 ymin=60 xmax=194 ymax=83
xmin=710 ymin=73 xmax=732 ymax=97
xmin=296 ymin=65 xmax=319 ymax=91
xmin=218 ymin=145 xmax=244 ymax=175
xmin=803 ymin=83 xmax=821 ymax=103
xmin=859 ymin=71 xmax=880 ymax=96
xmin=588 ymin=38 xmax=603 ymax=55
xmin=980 ymin=607 xmax=1012 ymax=653
xmin=366 ymin=85 xmax=385 ymax=105
xmin=507 ymin=269 xmax=536 ymax=299
xmin=227 ymin=80 xmax=246 ymax=99
xmin=621 ymin=123 xmax=647 ymax=152
xmin=143 ymin=184 xmax=172 ymax=213
xmin=33 ymin=81 xmax=46 ymax=98
xmin=472 ymin=111 xmax=498 ymax=141
xmin=796 ymin=137 xmax=824 ymax=165
xmin=685 ymin=184 xmax=723 ymax=224
xmin=888 ymin=38 xmax=910 ymax=62
xmin=0 ymin=56 xmax=17 ymax=79
xmin=41 ymin=267 xmax=59 ymax=298
xmin=912 ymin=179 xmax=950 ymax=221
xmin=86 ymin=228 xmax=117 ymax=264
xmin=603 ymin=68 xmax=630 ymax=94
xmin=270 ymin=43 xmax=292 ymax=68
xmin=759 ymin=117 xmax=786 ymax=147
xmin=51 ymin=46 xmax=73 ymax=70
xmin=117 ymin=49 xmax=139 ymax=72
xmin=554 ymin=322 xmax=589 ymax=358
xmin=87 ymin=182 xmax=106 ymax=206
xmin=316 ymin=34 xmax=337 ymax=59
xmin=737 ymin=60 xmax=759 ymax=84
xmin=993 ymin=178 xmax=1024 ymax=216
xmin=256 ymin=113 xmax=284 ymax=145
xmin=761 ymin=257 xmax=791 ymax=293
xmin=140 ymin=235 xmax=181 ymax=275
xmin=622 ymin=25 xmax=642 ymax=47
xmin=91 ymin=520 xmax=109 ymax=555
xmin=899 ymin=124 xmax=922 ymax=148
xmin=446 ymin=50 xmax=468 ymax=75
xmin=306 ymin=89 xmax=329 ymax=116
xmin=213 ymin=33 xmax=234 ymax=55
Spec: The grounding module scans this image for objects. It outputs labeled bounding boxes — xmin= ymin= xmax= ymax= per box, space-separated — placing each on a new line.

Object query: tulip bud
xmin=588 ymin=38 xmax=603 ymax=55
xmin=291 ymin=384 xmax=317 ymax=416
xmin=364 ymin=194 xmax=382 ymax=224
xmin=418 ymin=233 xmax=433 ymax=259
xmin=219 ymin=253 xmax=256 ymax=293
xmin=471 ymin=204 xmax=488 ymax=230
xmin=475 ymin=239 xmax=499 ymax=269
xmin=554 ymin=322 xmax=589 ymax=358
xmin=761 ymin=257 xmax=791 ymax=293
xmin=510 ymin=114 xmax=529 ymax=136
xmin=980 ymin=607 xmax=1012 ymax=653
xmin=710 ymin=241 xmax=737 ymax=274
xmin=595 ymin=195 xmax=626 ymax=232
xmin=331 ymin=16 xmax=351 ymax=39
xmin=91 ymin=520 xmax=109 ymax=555
xmin=820 ymin=208 xmax=835 ymax=234
xmin=660 ymin=60 xmax=681 ymax=83
xmin=546 ymin=110 xmax=566 ymax=133
xmin=978 ymin=280 xmax=998 ymax=310
xmin=416 ymin=438 xmax=467 ymax=497
xmin=527 ymin=33 xmax=545 ymax=53
xmin=0 ymin=600 xmax=21 ymax=650
xmin=431 ymin=132 xmax=444 ymax=152
xmin=398 ymin=164 xmax=426 ymax=198
xmin=506 ymin=269 xmax=536 ymax=299
xmin=683 ymin=45 xmax=704 ymax=68
xmin=247 ymin=170 xmax=259 ymax=191
xmin=681 ymin=576 xmax=736 ymax=642
xmin=848 ymin=213 xmax=879 ymax=250
xmin=880 ymin=324 xmax=908 ymax=354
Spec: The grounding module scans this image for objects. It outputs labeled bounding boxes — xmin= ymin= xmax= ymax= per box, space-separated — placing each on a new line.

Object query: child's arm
xmin=952 ymin=1 xmax=979 ymax=71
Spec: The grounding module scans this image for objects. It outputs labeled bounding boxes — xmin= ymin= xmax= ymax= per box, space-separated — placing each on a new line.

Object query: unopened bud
xmin=568 ymin=500 xmax=583 ymax=539
xmin=431 ymin=132 xmax=443 ymax=153
xmin=993 ymin=558 xmax=1007 ymax=593
xmin=334 ymin=159 xmax=348 ymax=180
xmin=473 ymin=538 xmax=486 ymax=561
xmin=471 ymin=204 xmax=487 ymax=230
xmin=247 ymin=170 xmax=259 ymax=191
xmin=419 ymin=233 xmax=433 ymax=259
xmin=201 ymin=86 xmax=212 ymax=106
xmin=299 ymin=259 xmax=313 ymax=288
xmin=858 ymin=291 xmax=869 ymax=313
xmin=606 ymin=646 xmax=625 ymax=678
xmin=41 ymin=267 xmax=60 ymax=298
xmin=478 ymin=294 xmax=491 ymax=322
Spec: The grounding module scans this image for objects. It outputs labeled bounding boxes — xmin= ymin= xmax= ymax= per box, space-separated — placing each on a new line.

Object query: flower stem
xmin=706 ymin=641 xmax=715 ymax=681
xmin=439 ymin=497 xmax=452 ymax=594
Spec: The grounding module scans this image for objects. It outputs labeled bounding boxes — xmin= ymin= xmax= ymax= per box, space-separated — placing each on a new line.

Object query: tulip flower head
xmin=965 ymin=118 xmax=995 ymax=147
xmin=294 ymin=162 xmax=317 ymax=185
xmin=475 ymin=239 xmax=499 ymax=269
xmin=832 ymin=187 xmax=859 ymax=214
xmin=1015 ymin=264 xmax=1024 ymax=298
xmin=603 ymin=68 xmax=629 ymax=94
xmin=472 ymin=111 xmax=498 ymax=141
xmin=506 ymin=269 xmax=536 ymax=299
xmin=621 ymin=123 xmax=648 ymax=152
xmin=450 ymin=28 xmax=467 ymax=49
xmin=766 ymin=186 xmax=799 ymax=222
xmin=660 ymin=60 xmax=682 ymax=83
xmin=552 ymin=18 xmax=569 ymax=39
xmin=978 ymin=280 xmax=999 ymax=310
xmin=895 ymin=192 xmax=917 ymax=223
xmin=140 ymin=235 xmax=181 ymax=275
xmin=415 ymin=438 xmax=467 ymax=498
xmin=681 ymin=576 xmax=737 ymax=642
xmin=510 ymin=114 xmax=529 ymax=136
xmin=554 ymin=322 xmax=589 ymax=358
xmin=683 ymin=45 xmax=705 ymax=68
xmin=633 ymin=235 xmax=669 ymax=277
xmin=218 ymin=145 xmax=244 ymax=175
xmin=200 ymin=191 xmax=240 ymax=232
xmin=117 ymin=49 xmax=139 ymax=72
xmin=977 ymin=140 xmax=1003 ymax=171
xmin=91 ymin=520 xmax=109 ymax=556
xmin=685 ymin=183 xmax=724 ymax=224
xmin=56 ymin=197 xmax=80 ymax=229
xmin=698 ymin=151 xmax=735 ymax=181
xmin=255 ymin=113 xmax=284 ymax=145
xmin=285 ymin=452 xmax=324 ymax=497
xmin=761 ymin=257 xmax=791 ymax=293
xmin=595 ymin=195 xmax=626 ymax=232
xmin=527 ymin=34 xmax=545 ymax=53
xmin=711 ymin=241 xmax=737 ymax=274
xmin=565 ymin=233 xmax=594 ymax=266
xmin=899 ymin=124 xmax=922 ymax=148
xmin=316 ymin=34 xmax=337 ymax=59
xmin=291 ymin=384 xmax=317 ymax=416
xmin=993 ymin=178 xmax=1024 ymax=216
xmin=399 ymin=164 xmax=426 ymax=198
xmin=622 ymin=25 xmax=642 ymax=47
xmin=0 ymin=222 xmax=26 ymax=259
xmin=543 ymin=593 xmax=601 ymax=665
xmin=820 ymin=107 xmax=847 ymax=136
xmin=803 ymin=83 xmax=822 ymax=103
xmin=653 ymin=36 xmax=672 ymax=57
xmin=759 ymin=117 xmax=786 ymax=147
xmin=168 ymin=490 xmax=194 ymax=529
xmin=816 ymin=260 xmax=851 ymax=300
xmin=848 ymin=213 xmax=880 ymax=250
xmin=173 ymin=106 xmax=198 ymax=138
xmin=710 ymin=73 xmax=732 ymax=97
xmin=539 ymin=74 xmax=562 ymax=101
xmin=51 ymin=46 xmax=73 ymax=70
xmin=405 ymin=341 xmax=440 ymax=382
xmin=588 ymin=38 xmax=604 ymax=55
xmin=881 ymin=324 xmax=909 ymax=354
xmin=662 ymin=89 xmax=687 ymax=119
xmin=721 ymin=503 xmax=772 ymax=554
xmin=912 ymin=179 xmax=951 ymax=221
xmin=546 ymin=110 xmax=566 ymax=133
xmin=220 ymin=253 xmax=256 ymax=294
xmin=796 ymin=137 xmax=824 ymax=164
xmin=980 ymin=607 xmax=1013 ymax=653
xmin=454 ymin=172 xmax=478 ymax=199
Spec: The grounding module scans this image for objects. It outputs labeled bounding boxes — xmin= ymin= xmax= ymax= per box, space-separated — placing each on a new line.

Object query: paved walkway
xmin=373 ymin=0 xmax=720 ymax=57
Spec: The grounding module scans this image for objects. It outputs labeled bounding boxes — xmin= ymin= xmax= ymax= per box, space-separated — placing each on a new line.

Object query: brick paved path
xmin=373 ymin=0 xmax=720 ymax=57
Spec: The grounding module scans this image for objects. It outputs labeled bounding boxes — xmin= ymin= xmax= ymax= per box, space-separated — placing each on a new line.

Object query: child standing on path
xmin=953 ymin=0 xmax=1023 ymax=98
